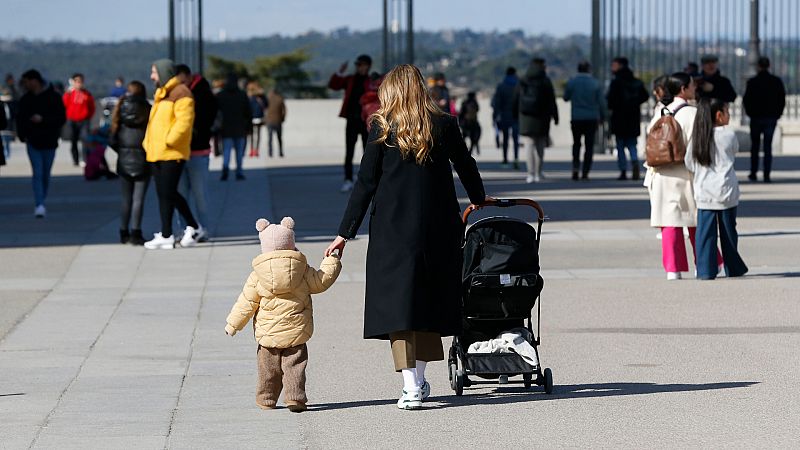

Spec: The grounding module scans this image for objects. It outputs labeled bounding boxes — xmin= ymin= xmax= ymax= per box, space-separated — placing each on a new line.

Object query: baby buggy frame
xmin=448 ymin=198 xmax=553 ymax=396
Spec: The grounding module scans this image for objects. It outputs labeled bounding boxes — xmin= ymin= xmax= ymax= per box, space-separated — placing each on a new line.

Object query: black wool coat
xmin=338 ymin=114 xmax=486 ymax=340
xmin=607 ymin=67 xmax=649 ymax=138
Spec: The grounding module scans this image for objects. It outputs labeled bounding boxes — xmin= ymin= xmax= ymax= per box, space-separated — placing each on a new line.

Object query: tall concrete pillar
xmin=748 ymin=0 xmax=761 ymax=75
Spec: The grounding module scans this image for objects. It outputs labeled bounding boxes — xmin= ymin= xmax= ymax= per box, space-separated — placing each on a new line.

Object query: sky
xmin=4 ymin=0 xmax=591 ymax=42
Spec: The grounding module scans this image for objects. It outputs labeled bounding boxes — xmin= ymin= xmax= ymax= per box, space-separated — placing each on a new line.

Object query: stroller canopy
xmin=463 ymin=217 xmax=540 ymax=281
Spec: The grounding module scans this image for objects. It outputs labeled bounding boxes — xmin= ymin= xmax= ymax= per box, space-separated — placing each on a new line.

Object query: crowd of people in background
xmin=0 ymin=47 xmax=788 ymax=274
xmin=0 ymin=60 xmax=292 ymax=249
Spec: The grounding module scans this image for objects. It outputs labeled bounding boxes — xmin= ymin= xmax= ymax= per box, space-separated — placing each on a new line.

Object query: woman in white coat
xmin=645 ymin=73 xmax=709 ymax=280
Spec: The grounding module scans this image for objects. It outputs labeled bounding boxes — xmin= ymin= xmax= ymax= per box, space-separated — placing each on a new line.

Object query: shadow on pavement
xmin=307 ymin=381 xmax=758 ymax=411
xmin=1 ymin=154 xmax=799 ymax=248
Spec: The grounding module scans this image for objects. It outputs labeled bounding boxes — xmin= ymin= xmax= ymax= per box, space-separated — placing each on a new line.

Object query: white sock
xmin=401 ymin=368 xmax=419 ymax=391
xmin=415 ymin=361 xmax=427 ymax=386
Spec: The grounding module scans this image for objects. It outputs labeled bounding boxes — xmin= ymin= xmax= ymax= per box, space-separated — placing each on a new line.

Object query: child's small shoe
xmin=285 ymin=400 xmax=307 ymax=413
xmin=256 ymin=402 xmax=277 ymax=410
xmin=397 ymin=389 xmax=422 ymax=410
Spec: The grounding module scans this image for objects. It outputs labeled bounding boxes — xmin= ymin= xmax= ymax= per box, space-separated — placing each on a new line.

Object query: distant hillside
xmin=0 ymin=29 xmax=590 ymax=97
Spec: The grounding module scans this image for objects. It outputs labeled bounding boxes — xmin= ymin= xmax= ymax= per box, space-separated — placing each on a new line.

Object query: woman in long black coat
xmin=326 ymin=65 xmax=486 ymax=410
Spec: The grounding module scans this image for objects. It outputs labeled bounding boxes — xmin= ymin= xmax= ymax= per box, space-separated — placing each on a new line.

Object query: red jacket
xmin=328 ymin=73 xmax=371 ymax=119
xmin=62 ymin=88 xmax=96 ymax=122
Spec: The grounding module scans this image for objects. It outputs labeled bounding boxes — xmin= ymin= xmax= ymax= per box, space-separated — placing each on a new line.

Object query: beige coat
xmin=225 ymin=251 xmax=341 ymax=349
xmin=644 ymin=99 xmax=698 ymax=228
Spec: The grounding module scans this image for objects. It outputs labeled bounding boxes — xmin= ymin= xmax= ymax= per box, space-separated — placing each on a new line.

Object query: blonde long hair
xmin=371 ymin=65 xmax=444 ymax=164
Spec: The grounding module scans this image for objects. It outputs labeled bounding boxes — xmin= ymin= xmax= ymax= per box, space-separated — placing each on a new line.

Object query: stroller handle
xmin=462 ymin=198 xmax=545 ymax=224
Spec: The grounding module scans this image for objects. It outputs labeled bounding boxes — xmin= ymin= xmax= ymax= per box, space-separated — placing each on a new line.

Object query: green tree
xmin=206 ymin=55 xmax=250 ymax=82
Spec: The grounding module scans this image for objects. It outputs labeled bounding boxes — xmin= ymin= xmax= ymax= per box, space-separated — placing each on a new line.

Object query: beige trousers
xmin=389 ymin=331 xmax=444 ymax=371
xmin=256 ymin=344 xmax=308 ymax=408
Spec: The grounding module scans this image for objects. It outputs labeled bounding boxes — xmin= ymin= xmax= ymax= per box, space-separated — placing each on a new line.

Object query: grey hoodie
xmin=684 ymin=126 xmax=741 ymax=210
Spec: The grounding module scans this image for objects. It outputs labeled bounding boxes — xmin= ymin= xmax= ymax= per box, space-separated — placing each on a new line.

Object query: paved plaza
xmin=1 ymin=115 xmax=799 ymax=448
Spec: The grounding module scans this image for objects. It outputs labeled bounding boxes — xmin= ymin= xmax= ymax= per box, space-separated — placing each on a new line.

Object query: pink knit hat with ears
xmin=255 ymin=217 xmax=296 ymax=253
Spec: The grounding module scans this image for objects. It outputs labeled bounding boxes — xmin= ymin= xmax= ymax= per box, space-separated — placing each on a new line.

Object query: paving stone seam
xmin=26 ymin=249 xmax=146 ymax=450
xmin=0 ymin=251 xmax=79 ymax=344
xmin=163 ymin=247 xmax=213 ymax=450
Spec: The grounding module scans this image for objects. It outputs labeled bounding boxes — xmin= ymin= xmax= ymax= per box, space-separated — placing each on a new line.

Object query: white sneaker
xmin=420 ymin=380 xmax=430 ymax=400
xmin=144 ymin=233 xmax=175 ymax=250
xmin=397 ymin=389 xmax=422 ymax=410
xmin=180 ymin=226 xmax=201 ymax=247
xmin=34 ymin=205 xmax=46 ymax=218
xmin=666 ymin=272 xmax=682 ymax=280
xmin=340 ymin=180 xmax=354 ymax=193
xmin=525 ymin=174 xmax=540 ymax=184
xmin=196 ymin=226 xmax=209 ymax=242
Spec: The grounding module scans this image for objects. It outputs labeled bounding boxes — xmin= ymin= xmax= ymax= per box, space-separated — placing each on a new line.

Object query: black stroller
xmin=448 ymin=199 xmax=553 ymax=395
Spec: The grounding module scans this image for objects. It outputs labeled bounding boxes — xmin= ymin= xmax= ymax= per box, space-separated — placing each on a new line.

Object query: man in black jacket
xmin=697 ymin=55 xmax=737 ymax=103
xmin=176 ymin=64 xmax=218 ymax=238
xmin=216 ymin=73 xmax=251 ymax=181
xmin=16 ymin=69 xmax=66 ymax=217
xmin=607 ymin=57 xmax=648 ymax=180
xmin=743 ymin=57 xmax=786 ymax=182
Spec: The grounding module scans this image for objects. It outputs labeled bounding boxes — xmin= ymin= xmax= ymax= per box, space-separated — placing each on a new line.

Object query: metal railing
xmin=593 ymin=0 xmax=800 ymax=120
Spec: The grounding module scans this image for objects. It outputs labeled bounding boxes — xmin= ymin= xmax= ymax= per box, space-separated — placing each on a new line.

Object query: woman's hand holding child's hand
xmin=325 ymin=236 xmax=347 ymax=258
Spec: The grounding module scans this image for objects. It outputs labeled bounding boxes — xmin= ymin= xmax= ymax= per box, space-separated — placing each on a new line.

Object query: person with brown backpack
xmin=644 ymin=72 xmax=721 ymax=281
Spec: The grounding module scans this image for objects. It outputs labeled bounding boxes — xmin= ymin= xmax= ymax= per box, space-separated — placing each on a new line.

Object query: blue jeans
xmin=2 ymin=134 xmax=12 ymax=158
xmin=222 ymin=137 xmax=246 ymax=176
xmin=178 ymin=154 xmax=210 ymax=229
xmin=498 ymin=119 xmax=520 ymax=163
xmin=696 ymin=207 xmax=748 ymax=280
xmin=615 ymin=136 xmax=638 ymax=171
xmin=26 ymin=145 xmax=57 ymax=207
xmin=749 ymin=117 xmax=778 ymax=178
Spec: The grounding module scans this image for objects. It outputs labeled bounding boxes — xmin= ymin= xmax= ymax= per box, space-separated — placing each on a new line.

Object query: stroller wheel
xmin=455 ymin=369 xmax=465 ymax=396
xmin=449 ymin=362 xmax=458 ymax=390
xmin=543 ymin=368 xmax=554 ymax=394
xmin=523 ymin=373 xmax=532 ymax=389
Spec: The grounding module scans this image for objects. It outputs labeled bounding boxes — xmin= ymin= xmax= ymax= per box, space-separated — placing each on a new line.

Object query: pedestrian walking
xmin=492 ymin=67 xmax=520 ymax=169
xmin=110 ymin=77 xmax=126 ymax=98
xmin=1 ymin=73 xmax=19 ymax=159
xmin=225 ymin=217 xmax=342 ymax=413
xmin=247 ymin=80 xmax=268 ymax=157
xmin=216 ymin=74 xmax=251 ymax=181
xmin=513 ymin=57 xmax=558 ymax=183
xmin=607 ymin=57 xmax=649 ymax=180
xmin=743 ymin=57 xmax=785 ymax=183
xmin=328 ymin=54 xmax=372 ymax=192
xmin=62 ymin=73 xmax=96 ymax=166
xmin=175 ymin=64 xmax=217 ymax=240
xmin=109 ymin=81 xmax=151 ymax=245
xmin=429 ymin=72 xmax=451 ymax=113
xmin=142 ymin=59 xmax=202 ymax=250
xmin=563 ymin=61 xmax=604 ymax=180
xmin=16 ymin=70 xmax=66 ymax=218
xmin=696 ymin=55 xmax=737 ymax=103
xmin=266 ymin=88 xmax=286 ymax=158
xmin=459 ymin=92 xmax=481 ymax=155
xmin=685 ymin=98 xmax=748 ymax=280
xmin=325 ymin=65 xmax=488 ymax=410
xmin=0 ymin=102 xmax=6 ymax=169
xmin=645 ymin=73 xmax=719 ymax=281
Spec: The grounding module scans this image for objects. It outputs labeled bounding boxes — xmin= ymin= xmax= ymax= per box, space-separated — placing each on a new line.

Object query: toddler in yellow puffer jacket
xmin=225 ymin=216 xmax=341 ymax=412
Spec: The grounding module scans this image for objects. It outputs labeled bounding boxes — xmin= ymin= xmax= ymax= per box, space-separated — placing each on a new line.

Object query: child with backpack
xmin=684 ymin=98 xmax=748 ymax=280
xmin=225 ymin=217 xmax=341 ymax=412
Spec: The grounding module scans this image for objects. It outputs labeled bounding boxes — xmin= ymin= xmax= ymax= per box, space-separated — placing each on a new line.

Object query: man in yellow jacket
xmin=143 ymin=59 xmax=203 ymax=250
